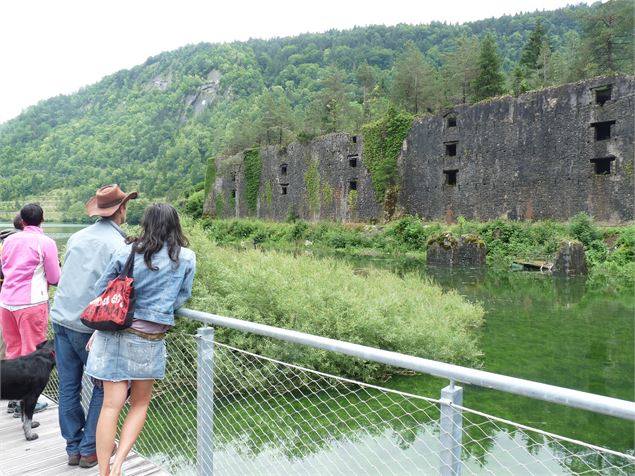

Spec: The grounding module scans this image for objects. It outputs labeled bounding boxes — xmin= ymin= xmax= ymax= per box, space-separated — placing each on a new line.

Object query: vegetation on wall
xmin=243 ymin=148 xmax=261 ymax=213
xmin=203 ymin=157 xmax=216 ymax=200
xmin=361 ymin=108 xmax=413 ymax=204
xmin=304 ymin=160 xmax=320 ymax=215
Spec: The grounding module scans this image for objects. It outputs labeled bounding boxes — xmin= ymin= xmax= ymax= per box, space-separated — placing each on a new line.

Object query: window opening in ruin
xmin=591 ymin=120 xmax=615 ymax=141
xmin=352 ymin=135 xmax=357 ymax=143
xmin=231 ymin=173 xmax=236 ymax=182
xmin=349 ymin=180 xmax=357 ymax=191
xmin=444 ymin=169 xmax=458 ymax=186
xmin=594 ymin=85 xmax=612 ymax=106
xmin=280 ymin=164 xmax=288 ymax=176
xmin=447 ymin=116 xmax=457 ymax=128
xmin=445 ymin=142 xmax=457 ymax=156
xmin=281 ymin=184 xmax=288 ymax=195
xmin=590 ymin=157 xmax=615 ymax=175
xmin=348 ymin=154 xmax=358 ymax=167
xmin=231 ymin=189 xmax=236 ymax=198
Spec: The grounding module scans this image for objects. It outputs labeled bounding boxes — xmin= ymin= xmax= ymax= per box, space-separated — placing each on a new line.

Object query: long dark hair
xmin=128 ymin=203 xmax=189 ymax=270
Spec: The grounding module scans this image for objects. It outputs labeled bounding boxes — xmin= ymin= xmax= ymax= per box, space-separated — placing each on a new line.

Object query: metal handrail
xmin=177 ymin=308 xmax=635 ymax=422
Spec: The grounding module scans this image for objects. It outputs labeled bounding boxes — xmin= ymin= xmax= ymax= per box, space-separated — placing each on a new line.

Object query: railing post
xmin=440 ymin=380 xmax=463 ymax=476
xmin=197 ymin=326 xmax=214 ymax=476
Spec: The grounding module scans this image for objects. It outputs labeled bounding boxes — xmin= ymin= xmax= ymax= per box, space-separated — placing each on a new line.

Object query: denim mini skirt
xmin=85 ymin=330 xmax=166 ymax=381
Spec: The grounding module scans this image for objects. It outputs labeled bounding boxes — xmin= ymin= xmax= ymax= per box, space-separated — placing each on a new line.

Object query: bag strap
xmin=119 ymin=247 xmax=136 ymax=280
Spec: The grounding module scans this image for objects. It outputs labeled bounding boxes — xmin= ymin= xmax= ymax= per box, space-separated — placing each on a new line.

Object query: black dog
xmin=0 ymin=340 xmax=56 ymax=440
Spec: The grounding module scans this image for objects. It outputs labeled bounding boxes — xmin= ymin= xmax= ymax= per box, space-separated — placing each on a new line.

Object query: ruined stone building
xmin=204 ymin=75 xmax=634 ymax=224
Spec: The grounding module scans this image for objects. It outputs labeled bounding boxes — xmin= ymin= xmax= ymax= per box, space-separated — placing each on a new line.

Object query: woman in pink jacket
xmin=0 ymin=203 xmax=60 ymax=358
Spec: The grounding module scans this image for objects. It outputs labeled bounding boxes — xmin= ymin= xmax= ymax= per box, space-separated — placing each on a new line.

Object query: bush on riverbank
xmin=182 ymin=220 xmax=484 ymax=382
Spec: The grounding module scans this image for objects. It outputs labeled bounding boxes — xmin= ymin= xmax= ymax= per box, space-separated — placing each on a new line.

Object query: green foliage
xmin=184 ymin=189 xmax=205 ymax=217
xmin=243 ymin=148 xmax=261 ymax=213
xmin=392 ymin=41 xmax=439 ymax=114
xmin=304 ymin=160 xmax=320 ymax=214
xmin=576 ymin=0 xmax=634 ymax=75
xmin=472 ymin=32 xmax=506 ymax=101
xmin=186 ymin=221 xmax=484 ymax=382
xmin=361 ymin=108 xmax=413 ymax=204
xmin=568 ymin=212 xmax=600 ymax=247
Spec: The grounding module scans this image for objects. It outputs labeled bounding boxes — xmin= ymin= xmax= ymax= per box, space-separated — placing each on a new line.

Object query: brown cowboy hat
xmin=85 ymin=184 xmax=138 ymax=217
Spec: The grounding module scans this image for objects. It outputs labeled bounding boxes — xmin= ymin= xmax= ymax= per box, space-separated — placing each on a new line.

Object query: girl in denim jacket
xmin=86 ymin=203 xmax=196 ymax=476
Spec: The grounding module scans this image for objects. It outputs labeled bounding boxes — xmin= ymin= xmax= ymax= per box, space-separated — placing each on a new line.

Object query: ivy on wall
xmin=361 ymin=107 xmax=414 ymax=204
xmin=215 ymin=194 xmax=225 ymax=216
xmin=304 ymin=160 xmax=320 ymax=214
xmin=243 ymin=148 xmax=261 ymax=213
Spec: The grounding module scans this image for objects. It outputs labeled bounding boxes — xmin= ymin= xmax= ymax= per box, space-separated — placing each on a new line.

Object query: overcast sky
xmin=0 ymin=0 xmax=589 ymax=124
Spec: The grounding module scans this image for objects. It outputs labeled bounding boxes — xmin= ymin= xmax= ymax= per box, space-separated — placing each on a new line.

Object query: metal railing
xmin=44 ymin=309 xmax=635 ymax=475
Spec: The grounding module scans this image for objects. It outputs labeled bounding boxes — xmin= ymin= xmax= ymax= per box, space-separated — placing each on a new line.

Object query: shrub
xmin=184 ymin=220 xmax=484 ymax=383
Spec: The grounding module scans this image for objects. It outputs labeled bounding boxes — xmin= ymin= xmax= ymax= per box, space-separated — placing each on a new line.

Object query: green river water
xmin=33 ymin=224 xmax=634 ymax=474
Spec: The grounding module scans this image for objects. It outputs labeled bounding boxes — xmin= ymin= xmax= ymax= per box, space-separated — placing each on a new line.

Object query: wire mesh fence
xmin=43 ymin=327 xmax=635 ymax=475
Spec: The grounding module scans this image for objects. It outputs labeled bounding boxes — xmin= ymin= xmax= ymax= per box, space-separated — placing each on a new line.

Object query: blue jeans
xmin=53 ymin=323 xmax=104 ymax=457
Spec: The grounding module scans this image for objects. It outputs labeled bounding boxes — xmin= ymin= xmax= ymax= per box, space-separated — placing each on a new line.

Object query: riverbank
xmin=199 ymin=214 xmax=635 ymax=292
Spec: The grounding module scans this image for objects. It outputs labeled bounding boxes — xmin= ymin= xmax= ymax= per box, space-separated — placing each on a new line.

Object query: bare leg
xmin=96 ymin=381 xmax=128 ymax=476
xmin=109 ymin=380 xmax=154 ymax=476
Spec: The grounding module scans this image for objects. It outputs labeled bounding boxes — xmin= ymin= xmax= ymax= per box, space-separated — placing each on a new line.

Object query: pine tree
xmin=392 ymin=41 xmax=438 ymax=114
xmin=520 ymin=20 xmax=548 ymax=70
xmin=577 ymin=0 xmax=634 ymax=75
xmin=440 ymin=34 xmax=480 ymax=105
xmin=472 ymin=32 xmax=506 ymax=101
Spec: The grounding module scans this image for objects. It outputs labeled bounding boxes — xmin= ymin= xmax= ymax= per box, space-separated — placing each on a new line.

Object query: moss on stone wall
xmin=264 ymin=180 xmax=273 ymax=208
xmin=322 ymin=183 xmax=334 ymax=206
xmin=361 ymin=107 xmax=413 ymax=204
xmin=215 ymin=194 xmax=225 ymax=216
xmin=244 ymin=148 xmax=261 ymax=213
xmin=203 ymin=157 xmax=216 ymax=199
xmin=304 ymin=160 xmax=320 ymax=214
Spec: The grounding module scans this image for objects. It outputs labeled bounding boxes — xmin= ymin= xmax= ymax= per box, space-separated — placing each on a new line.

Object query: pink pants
xmin=0 ymin=302 xmax=49 ymax=359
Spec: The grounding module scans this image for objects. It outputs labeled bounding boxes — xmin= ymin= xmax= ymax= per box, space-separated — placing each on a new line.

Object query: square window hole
xmin=594 ymin=86 xmax=612 ymax=106
xmin=444 ymin=169 xmax=458 ymax=186
xmin=445 ymin=142 xmax=457 ymax=156
xmin=348 ymin=154 xmax=358 ymax=167
xmin=590 ymin=157 xmax=615 ymax=175
xmin=447 ymin=116 xmax=457 ymax=128
xmin=280 ymin=184 xmax=288 ymax=195
xmin=280 ymin=164 xmax=288 ymax=176
xmin=591 ymin=121 xmax=615 ymax=141
xmin=349 ymin=180 xmax=357 ymax=191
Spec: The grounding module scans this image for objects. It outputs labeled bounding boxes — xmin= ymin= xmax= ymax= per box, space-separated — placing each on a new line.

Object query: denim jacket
xmin=51 ymin=219 xmax=127 ymax=333
xmin=94 ymin=243 xmax=196 ymax=326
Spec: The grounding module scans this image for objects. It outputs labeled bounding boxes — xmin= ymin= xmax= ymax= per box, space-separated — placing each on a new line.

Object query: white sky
xmin=0 ymin=0 xmax=588 ymax=124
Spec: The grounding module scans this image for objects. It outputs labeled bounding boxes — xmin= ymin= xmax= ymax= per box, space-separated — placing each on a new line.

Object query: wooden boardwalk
xmin=0 ymin=399 xmax=169 ymax=476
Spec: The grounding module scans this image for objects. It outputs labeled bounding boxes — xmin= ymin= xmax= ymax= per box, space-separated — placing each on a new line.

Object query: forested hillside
xmin=0 ymin=0 xmax=631 ymax=220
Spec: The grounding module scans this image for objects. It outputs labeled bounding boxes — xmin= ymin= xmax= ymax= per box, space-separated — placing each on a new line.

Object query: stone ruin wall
xmin=204 ymin=75 xmax=634 ymax=224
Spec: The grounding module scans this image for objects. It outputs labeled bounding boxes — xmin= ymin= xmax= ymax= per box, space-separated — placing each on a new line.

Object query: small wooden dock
xmin=0 ymin=399 xmax=169 ymax=476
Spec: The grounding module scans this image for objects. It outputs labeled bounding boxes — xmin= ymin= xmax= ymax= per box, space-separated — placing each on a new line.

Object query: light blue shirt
xmin=94 ymin=243 xmax=195 ymax=326
xmin=50 ymin=219 xmax=127 ymax=333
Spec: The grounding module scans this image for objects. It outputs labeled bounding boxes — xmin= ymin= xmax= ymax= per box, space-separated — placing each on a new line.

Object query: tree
xmin=356 ymin=62 xmax=376 ymax=121
xmin=258 ymin=86 xmax=295 ymax=145
xmin=440 ymin=34 xmax=480 ymax=105
xmin=392 ymin=41 xmax=439 ymax=114
xmin=577 ymin=0 xmax=634 ymax=75
xmin=472 ymin=32 xmax=506 ymax=101
xmin=520 ymin=20 xmax=549 ymax=71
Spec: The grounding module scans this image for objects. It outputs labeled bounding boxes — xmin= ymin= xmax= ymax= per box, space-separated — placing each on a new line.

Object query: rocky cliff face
xmin=205 ymin=75 xmax=634 ymax=224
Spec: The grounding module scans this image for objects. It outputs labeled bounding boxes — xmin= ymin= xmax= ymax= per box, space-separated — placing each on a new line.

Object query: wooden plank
xmin=0 ymin=400 xmax=169 ymax=476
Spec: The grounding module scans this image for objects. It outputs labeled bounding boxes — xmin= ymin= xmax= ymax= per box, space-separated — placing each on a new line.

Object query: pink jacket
xmin=0 ymin=226 xmax=61 ymax=306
